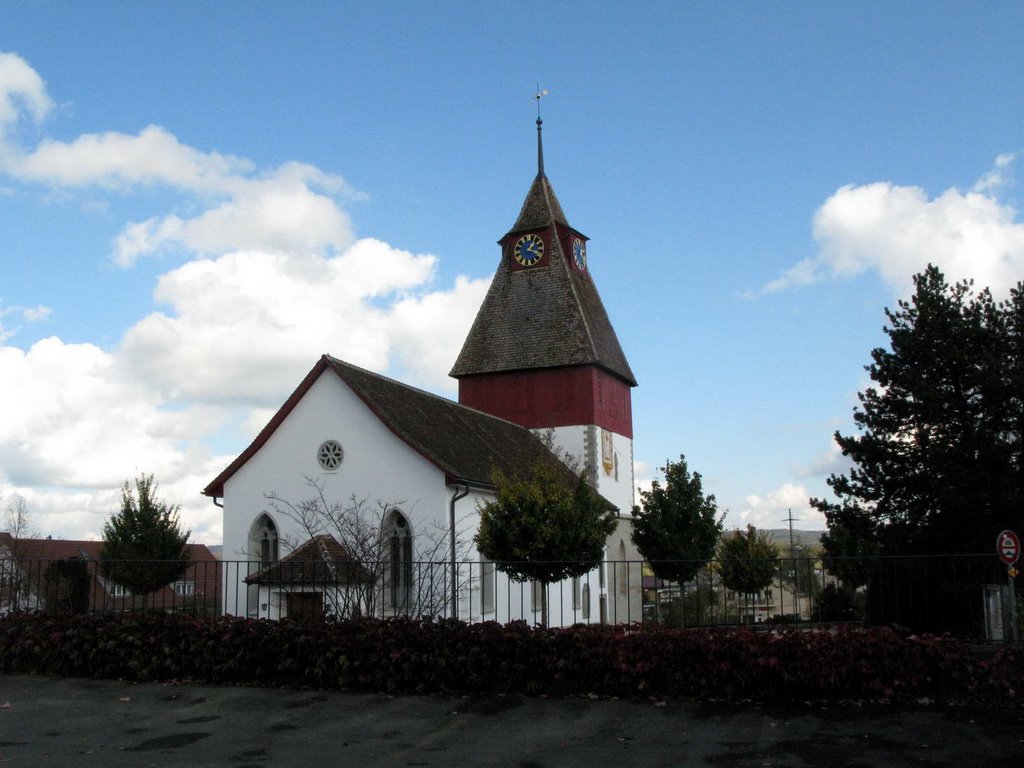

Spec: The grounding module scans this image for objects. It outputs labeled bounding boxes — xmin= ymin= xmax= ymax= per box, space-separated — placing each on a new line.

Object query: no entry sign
xmin=996 ymin=530 xmax=1020 ymax=565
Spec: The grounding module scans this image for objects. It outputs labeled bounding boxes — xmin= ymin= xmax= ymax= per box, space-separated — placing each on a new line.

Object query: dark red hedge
xmin=0 ymin=612 xmax=1018 ymax=705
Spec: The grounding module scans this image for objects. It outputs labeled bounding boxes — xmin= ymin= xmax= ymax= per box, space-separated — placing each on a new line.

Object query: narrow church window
xmin=616 ymin=540 xmax=629 ymax=599
xmin=386 ymin=510 xmax=412 ymax=613
xmin=249 ymin=514 xmax=279 ymax=567
xmin=581 ymin=584 xmax=591 ymax=620
xmin=572 ymin=576 xmax=581 ymax=610
xmin=481 ymin=557 xmax=495 ymax=614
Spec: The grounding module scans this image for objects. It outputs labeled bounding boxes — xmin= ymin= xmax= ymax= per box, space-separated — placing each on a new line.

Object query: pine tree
xmin=100 ymin=475 xmax=190 ymax=597
xmin=813 ymin=266 xmax=1023 ymax=631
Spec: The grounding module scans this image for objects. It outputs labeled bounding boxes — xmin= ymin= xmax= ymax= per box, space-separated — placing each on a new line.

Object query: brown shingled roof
xmin=0 ymin=534 xmax=216 ymax=563
xmin=323 ymin=356 xmax=586 ymax=489
xmin=511 ymin=174 xmax=568 ymax=231
xmin=450 ymin=173 xmax=636 ymax=385
xmin=203 ymin=355 xmax=604 ymax=503
xmin=244 ymin=534 xmax=370 ymax=585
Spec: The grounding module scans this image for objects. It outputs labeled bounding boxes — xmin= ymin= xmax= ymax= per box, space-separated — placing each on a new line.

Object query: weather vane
xmin=533 ymin=85 xmax=550 ymax=120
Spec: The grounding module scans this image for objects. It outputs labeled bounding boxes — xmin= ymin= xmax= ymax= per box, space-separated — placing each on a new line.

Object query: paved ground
xmin=1 ymin=674 xmax=1023 ymax=766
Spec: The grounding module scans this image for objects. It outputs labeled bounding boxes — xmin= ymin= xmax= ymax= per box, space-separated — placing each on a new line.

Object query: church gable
xmin=205 ymin=355 xmax=592 ymax=499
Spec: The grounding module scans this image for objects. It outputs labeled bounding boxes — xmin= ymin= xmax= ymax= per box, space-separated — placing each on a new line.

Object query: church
xmin=203 ymin=117 xmax=642 ymax=625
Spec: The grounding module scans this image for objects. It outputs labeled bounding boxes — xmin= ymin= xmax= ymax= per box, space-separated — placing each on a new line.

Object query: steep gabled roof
xmin=244 ymin=534 xmax=371 ymax=585
xmin=449 ymin=170 xmax=636 ymax=385
xmin=203 ymin=355 xmax=602 ymax=503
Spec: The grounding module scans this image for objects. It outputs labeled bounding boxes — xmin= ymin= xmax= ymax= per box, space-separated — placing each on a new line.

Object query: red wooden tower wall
xmin=458 ymin=366 xmax=633 ymax=438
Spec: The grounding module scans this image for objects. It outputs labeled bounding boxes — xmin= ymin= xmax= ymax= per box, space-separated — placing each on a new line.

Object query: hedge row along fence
xmin=0 ymin=612 xmax=1019 ymax=705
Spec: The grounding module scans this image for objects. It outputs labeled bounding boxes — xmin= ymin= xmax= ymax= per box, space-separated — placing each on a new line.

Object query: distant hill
xmin=759 ymin=529 xmax=824 ymax=551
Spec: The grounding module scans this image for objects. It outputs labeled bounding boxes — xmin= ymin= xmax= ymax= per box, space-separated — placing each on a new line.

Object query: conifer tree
xmin=100 ymin=474 xmax=190 ymax=597
xmin=813 ymin=266 xmax=1023 ymax=631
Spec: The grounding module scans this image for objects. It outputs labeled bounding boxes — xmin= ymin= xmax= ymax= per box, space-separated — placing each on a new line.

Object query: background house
xmin=0 ymin=533 xmax=220 ymax=615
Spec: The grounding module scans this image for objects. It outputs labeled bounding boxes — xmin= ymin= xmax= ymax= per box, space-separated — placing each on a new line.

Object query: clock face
xmin=572 ymin=237 xmax=586 ymax=270
xmin=513 ymin=233 xmax=544 ymax=266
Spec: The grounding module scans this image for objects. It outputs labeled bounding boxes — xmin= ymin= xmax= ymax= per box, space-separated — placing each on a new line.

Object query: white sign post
xmin=996 ymin=530 xmax=1020 ymax=643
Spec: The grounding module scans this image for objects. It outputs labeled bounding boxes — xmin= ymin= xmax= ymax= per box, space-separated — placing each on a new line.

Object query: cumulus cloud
xmin=117 ymin=239 xmax=487 ymax=403
xmin=736 ymin=482 xmax=824 ymax=529
xmin=12 ymin=124 xmax=251 ymax=191
xmin=0 ymin=51 xmax=52 ymax=131
xmin=0 ymin=53 xmax=356 ymax=268
xmin=0 ymin=52 xmax=491 ymax=543
xmin=0 ymin=338 xmax=224 ymax=488
xmin=754 ymin=154 xmax=1024 ymax=298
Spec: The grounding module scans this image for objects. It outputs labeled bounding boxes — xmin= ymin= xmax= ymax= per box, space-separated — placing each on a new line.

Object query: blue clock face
xmin=572 ymin=238 xmax=586 ymax=270
xmin=514 ymin=233 xmax=544 ymax=266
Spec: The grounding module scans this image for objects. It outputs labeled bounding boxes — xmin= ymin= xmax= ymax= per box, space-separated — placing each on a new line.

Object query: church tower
xmin=450 ymin=117 xmax=637 ymax=515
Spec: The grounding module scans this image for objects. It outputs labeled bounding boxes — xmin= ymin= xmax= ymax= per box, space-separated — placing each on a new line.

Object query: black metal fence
xmin=2 ymin=554 xmax=1019 ymax=641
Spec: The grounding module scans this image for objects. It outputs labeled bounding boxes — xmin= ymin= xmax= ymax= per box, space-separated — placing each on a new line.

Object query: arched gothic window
xmin=616 ymin=540 xmax=628 ymax=598
xmin=249 ymin=514 xmax=279 ymax=567
xmin=384 ymin=510 xmax=413 ymax=613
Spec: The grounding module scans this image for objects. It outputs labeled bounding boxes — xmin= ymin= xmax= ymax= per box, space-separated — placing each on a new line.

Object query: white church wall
xmin=220 ymin=370 xmax=454 ymax=617
xmin=547 ymin=424 xmax=641 ymax=623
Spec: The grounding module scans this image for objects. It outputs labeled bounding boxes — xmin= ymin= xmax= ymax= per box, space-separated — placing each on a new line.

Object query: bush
xmin=813 ymin=584 xmax=862 ymax=622
xmin=0 ymin=611 xmax=1019 ymax=706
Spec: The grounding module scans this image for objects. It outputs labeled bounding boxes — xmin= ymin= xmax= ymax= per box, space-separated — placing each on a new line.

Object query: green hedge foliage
xmin=0 ymin=612 xmax=1018 ymax=705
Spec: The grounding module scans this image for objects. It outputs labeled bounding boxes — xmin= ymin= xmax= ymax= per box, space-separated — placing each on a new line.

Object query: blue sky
xmin=1 ymin=1 xmax=1022 ymax=543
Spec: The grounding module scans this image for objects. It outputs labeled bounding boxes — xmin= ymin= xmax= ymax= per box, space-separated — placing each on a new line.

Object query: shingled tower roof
xmin=449 ymin=119 xmax=636 ymax=386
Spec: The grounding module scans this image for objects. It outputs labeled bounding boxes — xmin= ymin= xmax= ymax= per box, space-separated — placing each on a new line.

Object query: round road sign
xmin=996 ymin=530 xmax=1020 ymax=565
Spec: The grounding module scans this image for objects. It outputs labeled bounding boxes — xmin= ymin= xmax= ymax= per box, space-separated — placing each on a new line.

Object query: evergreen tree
xmin=813 ymin=266 xmax=1023 ymax=632
xmin=100 ymin=475 xmax=190 ymax=597
xmin=630 ymin=455 xmax=723 ymax=583
xmin=718 ymin=525 xmax=779 ymax=596
xmin=476 ymin=463 xmax=617 ymax=625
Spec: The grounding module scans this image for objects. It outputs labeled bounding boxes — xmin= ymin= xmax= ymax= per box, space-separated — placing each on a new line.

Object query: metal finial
xmin=532 ymin=87 xmax=550 ymax=177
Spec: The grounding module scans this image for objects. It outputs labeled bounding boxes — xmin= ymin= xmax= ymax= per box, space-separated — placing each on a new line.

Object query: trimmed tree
xmin=476 ymin=463 xmax=617 ymax=626
xmin=100 ymin=475 xmax=190 ymax=601
xmin=630 ymin=455 xmax=723 ymax=583
xmin=718 ymin=525 xmax=779 ymax=596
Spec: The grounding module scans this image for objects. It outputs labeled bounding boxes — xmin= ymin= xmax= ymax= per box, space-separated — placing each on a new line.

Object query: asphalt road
xmin=1 ymin=674 xmax=1022 ymax=766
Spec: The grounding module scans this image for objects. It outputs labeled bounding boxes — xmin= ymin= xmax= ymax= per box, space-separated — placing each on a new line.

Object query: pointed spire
xmin=511 ymin=95 xmax=568 ymax=232
xmin=536 ymin=116 xmax=545 ymax=178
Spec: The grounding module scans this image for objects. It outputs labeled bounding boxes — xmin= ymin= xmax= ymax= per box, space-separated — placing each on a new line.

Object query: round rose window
xmin=317 ymin=439 xmax=345 ymax=470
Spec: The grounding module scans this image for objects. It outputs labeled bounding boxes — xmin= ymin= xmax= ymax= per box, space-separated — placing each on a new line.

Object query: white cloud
xmin=20 ymin=305 xmax=52 ymax=322
xmin=0 ymin=53 xmax=356 ymax=268
xmin=12 ymin=124 xmax=251 ymax=191
xmin=116 ymin=239 xmax=481 ymax=403
xmin=111 ymin=162 xmax=355 ymax=266
xmin=0 ymin=338 xmax=225 ymax=490
xmin=0 ymin=51 xmax=52 ymax=132
xmin=0 ymin=53 xmax=489 ymax=545
xmin=0 ymin=302 xmax=46 ymax=342
xmin=386 ymin=274 xmax=492 ymax=391
xmin=736 ymin=482 xmax=824 ymax=529
xmin=972 ymin=151 xmax=1017 ymax=194
xmin=755 ymin=154 xmax=1024 ymax=297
